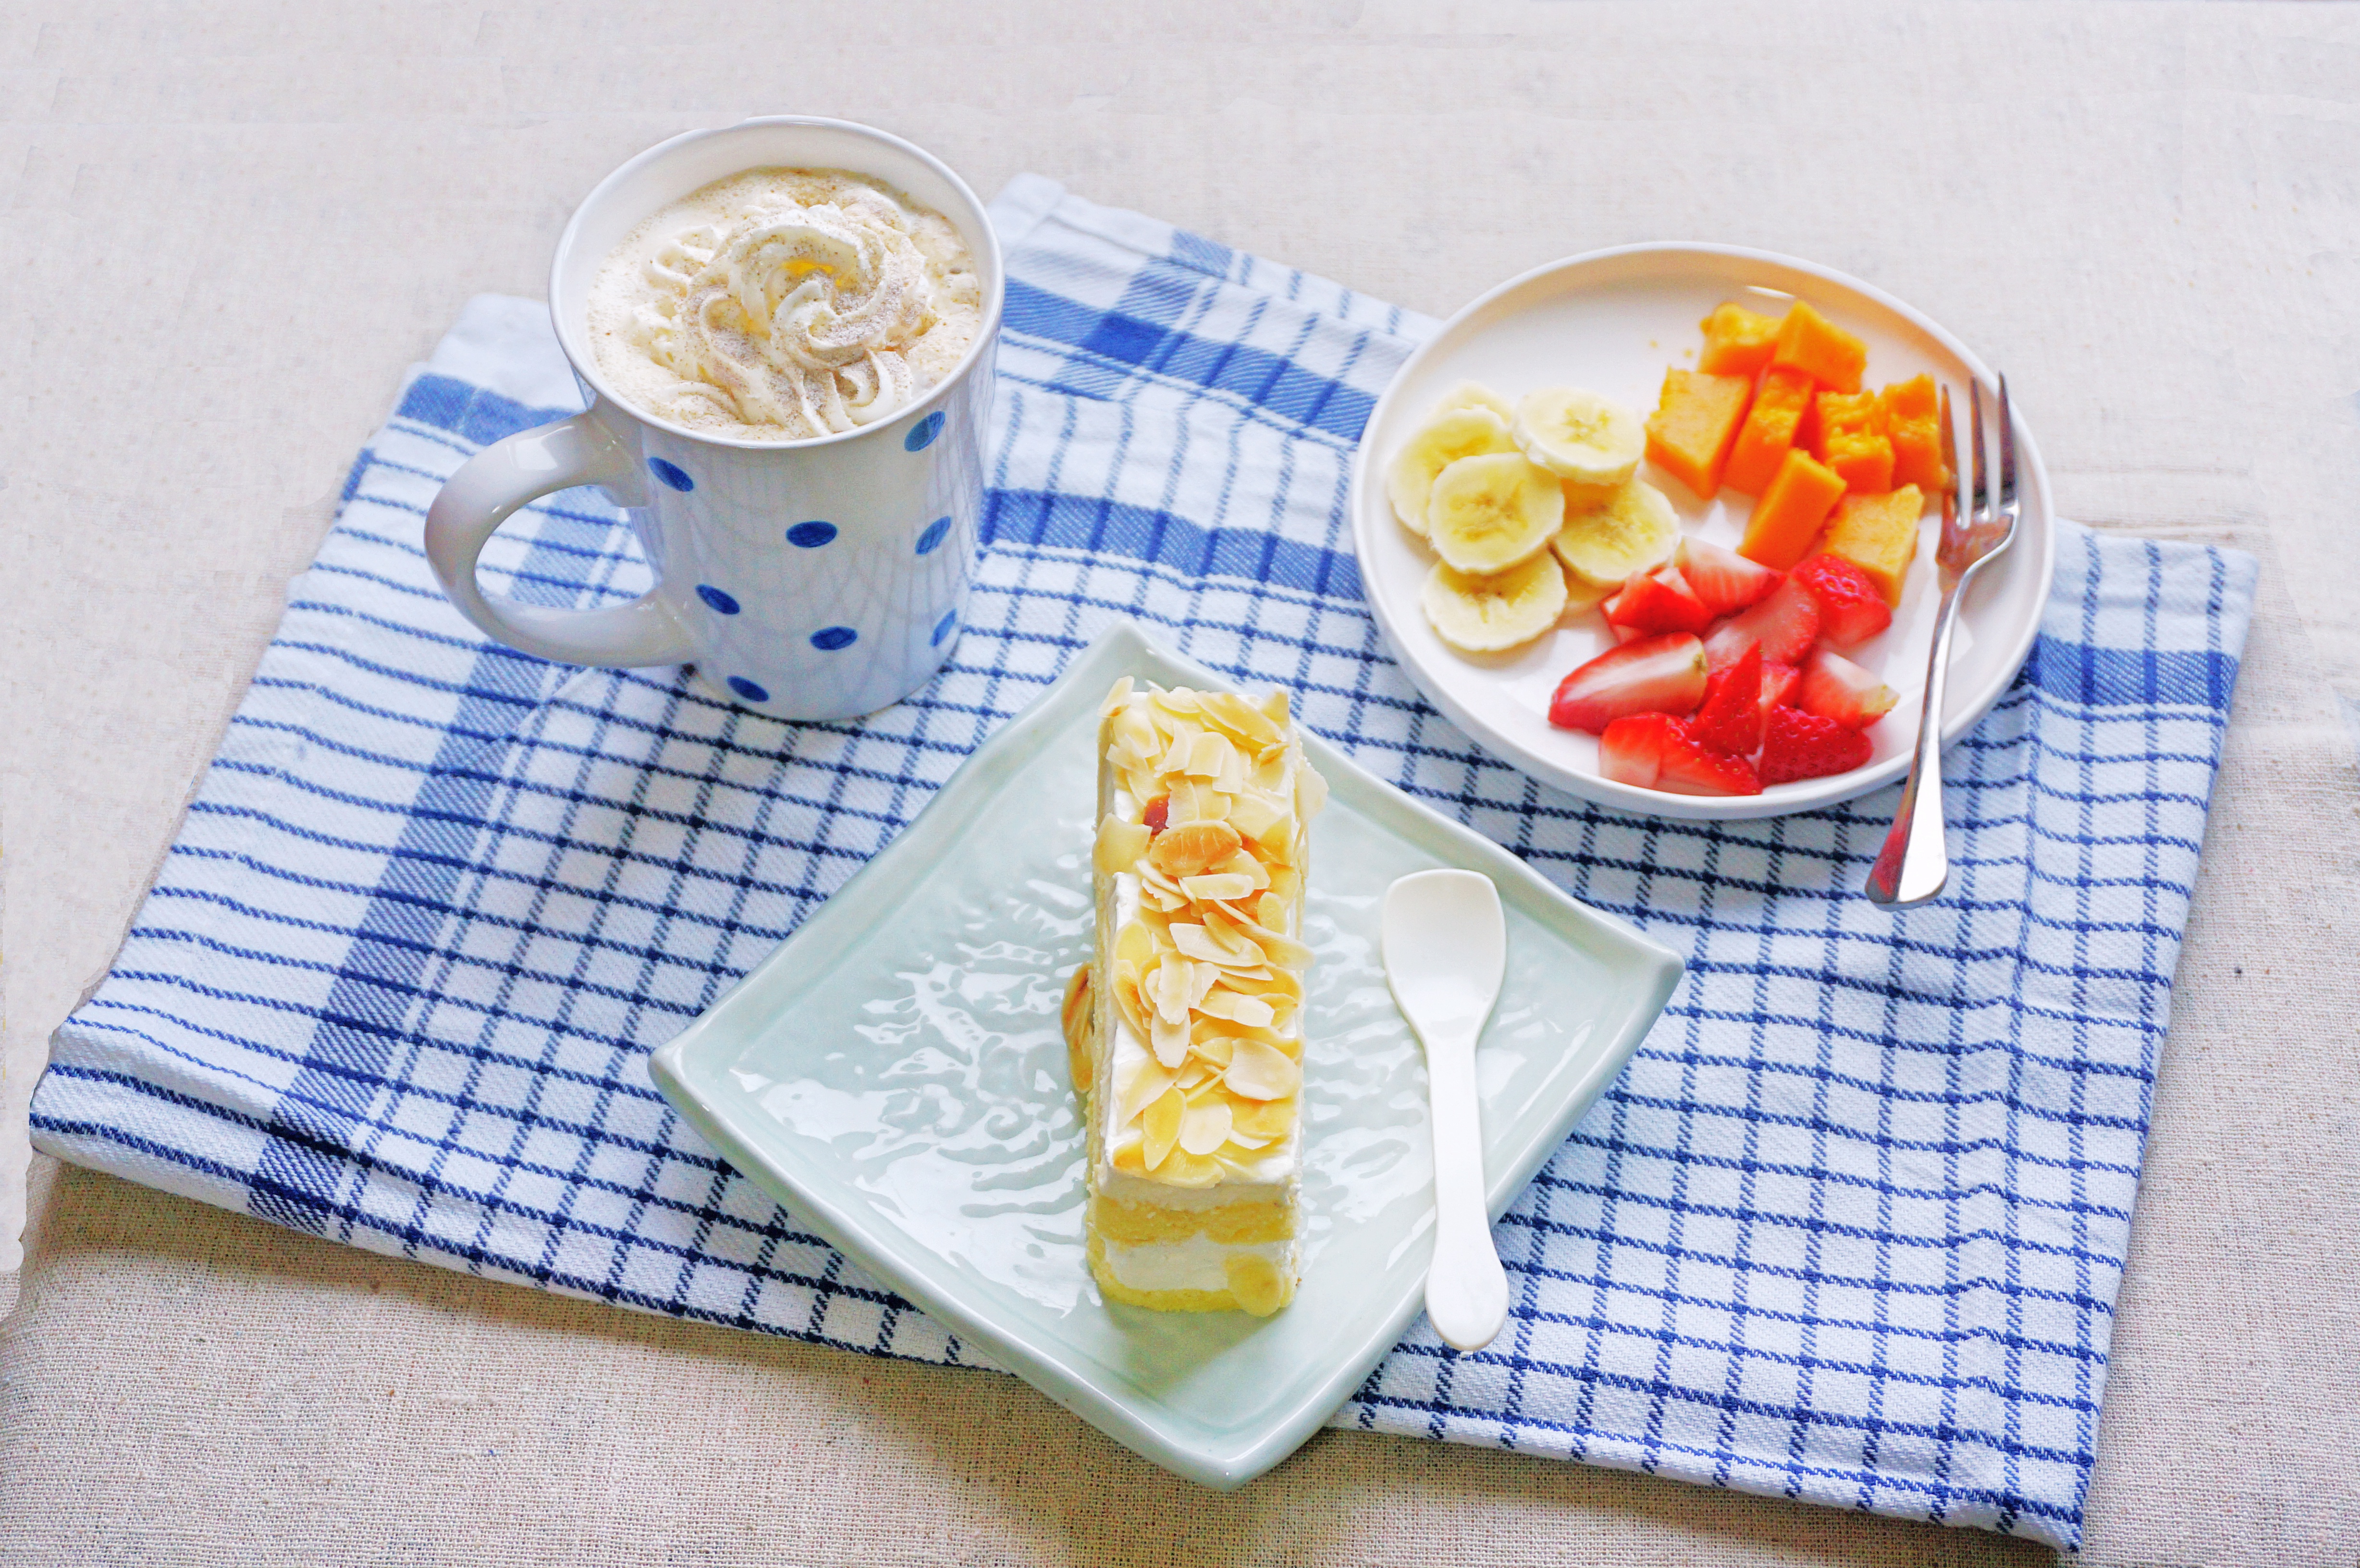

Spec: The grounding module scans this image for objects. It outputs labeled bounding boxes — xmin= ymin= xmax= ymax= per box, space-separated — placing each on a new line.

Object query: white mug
xmin=423 ymin=118 xmax=1004 ymax=721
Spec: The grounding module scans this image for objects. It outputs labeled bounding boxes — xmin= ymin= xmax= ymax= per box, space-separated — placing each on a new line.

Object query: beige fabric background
xmin=5 ymin=2 xmax=2359 ymax=1563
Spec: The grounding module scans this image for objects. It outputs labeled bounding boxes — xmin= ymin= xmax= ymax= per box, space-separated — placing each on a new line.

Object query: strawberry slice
xmin=1758 ymin=660 xmax=1801 ymax=731
xmin=1675 ymin=536 xmax=1782 ymax=617
xmin=1599 ymin=713 xmax=1762 ymax=796
xmin=1604 ymin=564 xmax=1715 ymax=637
xmin=1713 ymin=575 xmax=1821 ymax=667
xmin=1798 ymin=649 xmax=1899 ymax=730
xmin=1692 ymin=640 xmax=1763 ymax=755
xmin=1758 ymin=704 xmax=1873 ymax=785
xmin=1549 ymin=632 xmax=1707 ymax=734
xmin=1788 ymin=554 xmax=1893 ymax=649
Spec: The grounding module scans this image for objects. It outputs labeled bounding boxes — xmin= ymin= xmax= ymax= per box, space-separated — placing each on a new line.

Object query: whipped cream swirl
xmin=599 ymin=171 xmax=981 ymax=440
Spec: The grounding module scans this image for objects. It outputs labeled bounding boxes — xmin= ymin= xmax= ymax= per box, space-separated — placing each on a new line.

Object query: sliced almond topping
xmin=1205 ymin=692 xmax=1283 ymax=750
xmin=1116 ymin=920 xmax=1152 ymax=968
xmin=1232 ymin=1094 xmax=1296 ymax=1140
xmin=1094 ymin=815 xmax=1151 ymax=876
xmin=1177 ymin=1098 xmax=1233 ymax=1157
xmin=1111 ymin=1132 xmax=1148 ymax=1175
xmin=1115 ymin=1054 xmax=1174 ymax=1125
xmin=1297 ymin=759 xmax=1328 ymax=820
xmin=1197 ymin=988 xmax=1276 ymax=1028
xmin=1181 ymin=872 xmax=1257 ymax=904
xmin=1235 ymin=915 xmax=1312 ymax=971
xmin=1223 ymin=1127 xmax=1272 ymax=1151
xmin=1150 ymin=1007 xmax=1190 ymax=1069
xmin=1154 ymin=1147 xmax=1224 ymax=1188
xmin=1100 ymin=675 xmax=1136 ymax=718
xmin=1224 ymin=1039 xmax=1301 ymax=1100
xmin=1211 ymin=849 xmax=1270 ymax=890
xmin=1226 ymin=790 xmax=1284 ymax=842
xmin=1140 ymin=1087 xmax=1184 ymax=1170
xmin=1190 ymin=1034 xmax=1236 ymax=1068
xmin=1258 ymin=690 xmax=1290 ymax=726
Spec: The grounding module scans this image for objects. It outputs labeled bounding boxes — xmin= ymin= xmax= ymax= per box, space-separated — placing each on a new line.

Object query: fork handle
xmin=1863 ymin=580 xmax=1968 ymax=906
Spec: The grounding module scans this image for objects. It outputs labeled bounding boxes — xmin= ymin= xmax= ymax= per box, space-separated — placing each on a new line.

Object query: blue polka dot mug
xmin=423 ymin=118 xmax=1001 ymax=721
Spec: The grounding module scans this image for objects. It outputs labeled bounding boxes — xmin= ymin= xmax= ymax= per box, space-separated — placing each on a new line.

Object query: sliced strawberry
xmin=1692 ymin=640 xmax=1763 ymax=756
xmin=1715 ymin=575 xmax=1821 ymax=667
xmin=1549 ymin=632 xmax=1708 ymax=734
xmin=1798 ymin=649 xmax=1900 ymax=730
xmin=1604 ymin=564 xmax=1715 ymax=637
xmin=1599 ymin=713 xmax=1761 ymax=796
xmin=1675 ymin=536 xmax=1783 ymax=617
xmin=1611 ymin=622 xmax=1644 ymax=645
xmin=1788 ymin=554 xmax=1893 ymax=649
xmin=1758 ymin=660 xmax=1801 ymax=731
xmin=1758 ymin=704 xmax=1873 ymax=785
xmin=1703 ymin=619 xmax=1754 ymax=674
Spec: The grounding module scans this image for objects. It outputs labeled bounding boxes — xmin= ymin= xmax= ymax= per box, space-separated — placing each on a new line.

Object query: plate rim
xmin=649 ymin=619 xmax=1684 ymax=1486
xmin=1347 ymin=240 xmax=2059 ymax=822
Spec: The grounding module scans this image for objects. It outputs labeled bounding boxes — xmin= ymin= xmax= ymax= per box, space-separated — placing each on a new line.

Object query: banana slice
xmin=1561 ymin=562 xmax=1616 ymax=616
xmin=1513 ymin=387 xmax=1646 ymax=488
xmin=1426 ymin=452 xmax=1565 ymax=573
xmin=1430 ymin=380 xmax=1515 ymax=422
xmin=1421 ymin=553 xmax=1569 ymax=653
xmin=1385 ymin=408 xmax=1519 ymax=537
xmin=1551 ymin=478 xmax=1680 ymax=589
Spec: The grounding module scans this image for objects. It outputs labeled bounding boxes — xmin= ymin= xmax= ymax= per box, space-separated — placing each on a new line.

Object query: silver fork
xmin=1863 ymin=376 xmax=2021 ymax=907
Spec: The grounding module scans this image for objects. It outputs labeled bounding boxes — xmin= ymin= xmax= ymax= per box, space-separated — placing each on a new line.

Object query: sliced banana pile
xmin=1386 ymin=380 xmax=1668 ymax=653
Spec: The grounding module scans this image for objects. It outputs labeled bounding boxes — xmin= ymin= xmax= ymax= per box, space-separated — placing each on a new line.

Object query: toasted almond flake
xmin=1155 ymin=1147 xmax=1224 ymax=1188
xmin=1206 ymin=692 xmax=1284 ymax=749
xmin=1111 ymin=1133 xmax=1148 ymax=1175
xmin=1115 ymin=1055 xmax=1174 ymax=1125
xmin=1178 ymin=1098 xmax=1233 ymax=1157
xmin=1150 ymin=958 xmax=1191 ymax=1023
xmin=1140 ymin=1088 xmax=1184 ymax=1169
xmin=1223 ymin=1127 xmax=1272 ymax=1151
xmin=1233 ymin=1094 xmax=1296 ymax=1139
xmin=1191 ymin=1035 xmax=1236 ymax=1068
xmin=1175 ymin=1061 xmax=1212 ymax=1091
xmin=1094 ymin=815 xmax=1151 ymax=875
xmin=1181 ymin=872 xmax=1256 ymax=903
xmin=1236 ymin=915 xmax=1313 ymax=971
xmin=1227 ymin=790 xmax=1284 ymax=842
xmin=1116 ymin=921 xmax=1152 ymax=968
xmin=1197 ymin=988 xmax=1276 ymax=1028
xmin=1252 ymin=891 xmax=1289 ymax=930
xmin=1187 ymin=960 xmax=1219 ymax=1009
xmin=1100 ymin=676 xmax=1136 ymax=718
xmin=1225 ymin=1039 xmax=1301 ymax=1100
xmin=1150 ymin=1005 xmax=1190 ymax=1067
xmin=1212 ymin=849 xmax=1270 ymax=890
xmin=1297 ymin=760 xmax=1328 ymax=820
xmin=1259 ymin=690 xmax=1290 ymax=725
xmin=1152 ymin=687 xmax=1204 ymax=716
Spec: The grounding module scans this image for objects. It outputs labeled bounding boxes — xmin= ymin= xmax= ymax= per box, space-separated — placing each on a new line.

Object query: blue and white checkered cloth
xmin=31 ymin=174 xmax=2255 ymax=1551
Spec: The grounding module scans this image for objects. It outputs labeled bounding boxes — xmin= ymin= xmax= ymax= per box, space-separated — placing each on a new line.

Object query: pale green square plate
xmin=649 ymin=621 xmax=1682 ymax=1486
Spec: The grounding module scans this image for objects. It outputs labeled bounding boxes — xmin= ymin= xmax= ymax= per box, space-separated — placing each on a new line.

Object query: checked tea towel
xmin=31 ymin=174 xmax=2255 ymax=1551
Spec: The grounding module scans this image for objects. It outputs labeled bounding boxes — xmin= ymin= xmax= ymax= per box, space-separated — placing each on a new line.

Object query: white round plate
xmin=1350 ymin=244 xmax=2054 ymax=821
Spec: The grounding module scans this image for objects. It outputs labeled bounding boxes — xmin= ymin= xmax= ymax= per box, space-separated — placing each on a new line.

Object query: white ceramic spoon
xmin=1380 ymin=869 xmax=1510 ymax=1352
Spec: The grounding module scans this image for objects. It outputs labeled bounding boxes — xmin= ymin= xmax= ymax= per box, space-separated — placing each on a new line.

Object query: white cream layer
xmin=1100 ymin=1234 xmax=1301 ymax=1294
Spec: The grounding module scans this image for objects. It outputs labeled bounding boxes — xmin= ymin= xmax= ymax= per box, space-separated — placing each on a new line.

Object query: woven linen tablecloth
xmin=29 ymin=175 xmax=2255 ymax=1552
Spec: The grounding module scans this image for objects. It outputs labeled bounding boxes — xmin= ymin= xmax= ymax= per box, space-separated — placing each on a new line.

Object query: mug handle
xmin=423 ymin=411 xmax=694 ymax=667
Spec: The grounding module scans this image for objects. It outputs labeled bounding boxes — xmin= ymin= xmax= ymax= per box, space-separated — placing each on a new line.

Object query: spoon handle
xmin=1422 ymin=1023 xmax=1509 ymax=1351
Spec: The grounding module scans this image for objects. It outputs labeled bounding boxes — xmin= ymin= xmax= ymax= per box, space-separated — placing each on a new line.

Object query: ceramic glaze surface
xmin=649 ymin=623 xmax=1684 ymax=1486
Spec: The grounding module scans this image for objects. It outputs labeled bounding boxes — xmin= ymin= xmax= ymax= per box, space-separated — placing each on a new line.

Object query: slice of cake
xmin=1061 ymin=676 xmax=1326 ymax=1316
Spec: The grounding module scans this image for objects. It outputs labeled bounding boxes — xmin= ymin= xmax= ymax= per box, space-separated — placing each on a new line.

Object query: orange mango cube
xmin=1723 ymin=367 xmax=1814 ymax=496
xmin=1644 ymin=368 xmax=1753 ymax=502
xmin=1823 ymin=486 xmax=1925 ymax=605
xmin=1698 ymin=303 xmax=1784 ymax=378
xmin=1880 ymin=374 xmax=1953 ymax=493
xmin=1739 ymin=449 xmax=1848 ymax=570
xmin=1771 ymin=301 xmax=1867 ymax=394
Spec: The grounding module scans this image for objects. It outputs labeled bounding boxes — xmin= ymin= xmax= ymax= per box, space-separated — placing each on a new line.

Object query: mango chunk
xmin=1698 ymin=303 xmax=1784 ymax=378
xmin=1771 ymin=301 xmax=1867 ymax=394
xmin=1808 ymin=389 xmax=1893 ymax=491
xmin=1740 ymin=448 xmax=1848 ymax=570
xmin=1724 ymin=368 xmax=1813 ymax=497
xmin=1880 ymin=374 xmax=1953 ymax=493
xmin=1823 ymin=486 xmax=1925 ymax=605
xmin=1644 ymin=368 xmax=1752 ymax=502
